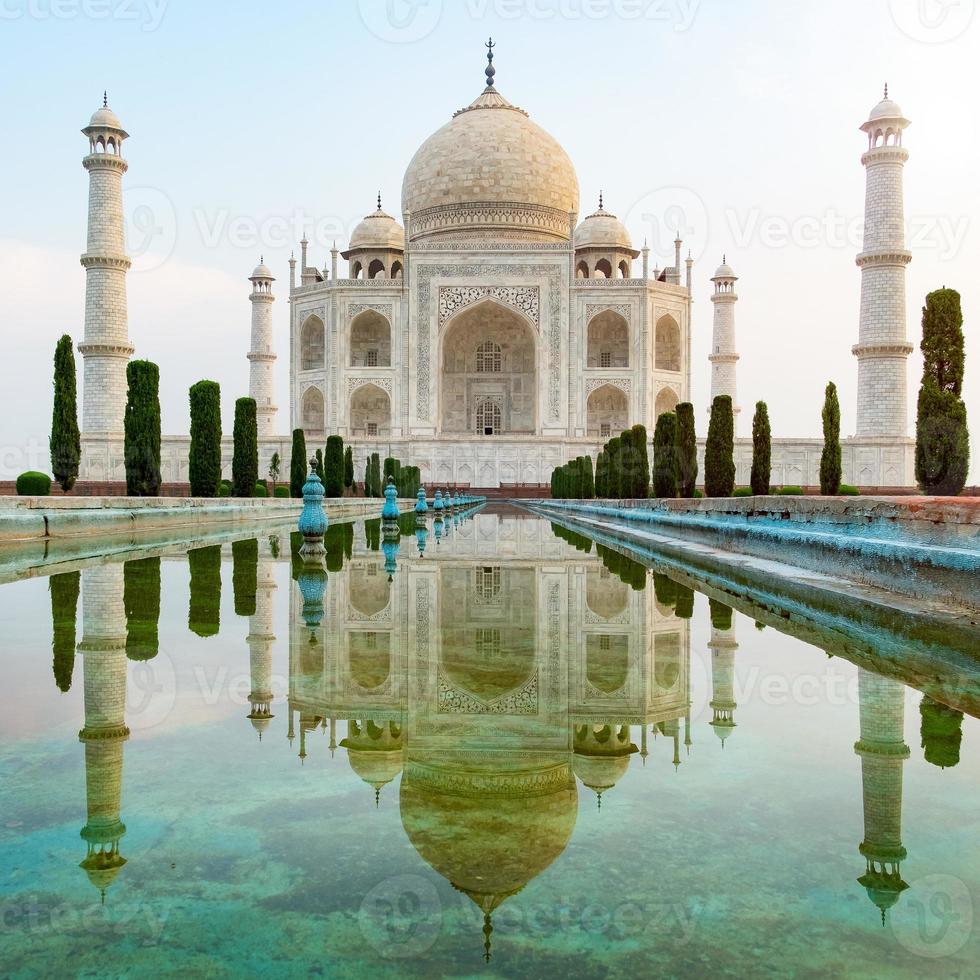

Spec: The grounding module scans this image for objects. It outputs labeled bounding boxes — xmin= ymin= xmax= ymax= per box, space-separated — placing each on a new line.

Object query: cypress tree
xmin=188 ymin=545 xmax=221 ymax=638
xmin=607 ymin=437 xmax=622 ymax=498
xmin=550 ymin=468 xmax=558 ymax=498
xmin=324 ymin=435 xmax=345 ymax=497
xmin=344 ymin=446 xmax=355 ymax=494
xmin=595 ymin=450 xmax=609 ymax=498
xmin=232 ymin=538 xmax=258 ymax=618
xmin=314 ymin=449 xmax=324 ymax=483
xmin=369 ymin=453 xmax=382 ymax=497
xmin=124 ymin=360 xmax=162 ymax=497
xmin=820 ymin=382 xmax=842 ymax=495
xmin=124 ymin=557 xmax=161 ymax=661
xmin=631 ymin=425 xmax=650 ymax=498
xmin=189 ymin=380 xmax=222 ymax=497
xmin=704 ymin=396 xmax=735 ymax=498
xmin=232 ymin=398 xmax=259 ymax=497
xmin=916 ymin=288 xmax=970 ymax=495
xmin=50 ymin=571 xmax=80 ymax=693
xmin=750 ymin=401 xmax=772 ymax=495
xmin=50 ymin=334 xmax=81 ymax=493
xmin=290 ymin=429 xmax=307 ymax=498
xmin=653 ymin=412 xmax=679 ymax=498
xmin=675 ymin=402 xmax=698 ymax=498
xmin=580 ymin=456 xmax=595 ymax=499
xmin=619 ymin=429 xmax=636 ymax=498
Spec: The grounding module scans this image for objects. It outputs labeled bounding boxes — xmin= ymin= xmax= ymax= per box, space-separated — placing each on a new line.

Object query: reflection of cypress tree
xmin=364 ymin=519 xmax=381 ymax=552
xmin=324 ymin=523 xmax=347 ymax=573
xmin=188 ymin=546 xmax=222 ymax=638
xmin=654 ymin=573 xmax=677 ymax=609
xmin=920 ymin=695 xmax=963 ymax=769
xmin=344 ymin=522 xmax=354 ymax=561
xmin=232 ymin=539 xmax=259 ymax=617
xmin=709 ymin=598 xmax=733 ymax=631
xmin=596 ymin=544 xmax=647 ymax=591
xmin=674 ymin=584 xmax=694 ymax=619
xmin=549 ymin=522 xmax=593 ymax=553
xmin=124 ymin=557 xmax=161 ymax=661
xmin=289 ymin=531 xmax=304 ymax=582
xmin=50 ymin=571 xmax=80 ymax=693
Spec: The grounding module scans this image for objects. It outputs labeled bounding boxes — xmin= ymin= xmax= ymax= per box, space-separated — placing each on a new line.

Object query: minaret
xmin=709 ymin=257 xmax=740 ymax=423
xmin=247 ymin=547 xmax=277 ymax=739
xmin=78 ymin=96 xmax=134 ymax=436
xmin=77 ymin=564 xmax=130 ymax=902
xmin=708 ymin=613 xmax=738 ymax=746
xmin=248 ymin=260 xmax=278 ymax=442
xmin=854 ymin=87 xmax=913 ymax=439
xmin=855 ymin=668 xmax=910 ymax=924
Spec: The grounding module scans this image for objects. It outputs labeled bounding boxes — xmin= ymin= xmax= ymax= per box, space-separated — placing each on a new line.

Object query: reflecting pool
xmin=0 ymin=505 xmax=978 ymax=977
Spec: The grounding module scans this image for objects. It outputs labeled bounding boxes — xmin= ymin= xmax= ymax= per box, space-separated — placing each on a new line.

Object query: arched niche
xmin=655 ymin=315 xmax=681 ymax=372
xmin=302 ymin=386 xmax=324 ymax=433
xmin=586 ymin=567 xmax=629 ymax=620
xmin=350 ymin=310 xmax=391 ymax=367
xmin=586 ymin=384 xmax=629 ymax=439
xmin=586 ymin=634 xmax=630 ymax=694
xmin=587 ymin=310 xmax=629 ymax=368
xmin=350 ymin=383 xmax=391 ymax=438
xmin=655 ymin=386 xmax=679 ymax=421
xmin=301 ymin=315 xmax=325 ymax=371
xmin=440 ymin=300 xmax=536 ymax=435
xmin=348 ymin=632 xmax=391 ymax=691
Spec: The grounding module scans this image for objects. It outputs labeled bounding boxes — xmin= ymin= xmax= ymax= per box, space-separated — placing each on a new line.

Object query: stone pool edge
xmin=0 ymin=496 xmax=405 ymax=543
xmin=526 ymin=496 xmax=980 ymax=615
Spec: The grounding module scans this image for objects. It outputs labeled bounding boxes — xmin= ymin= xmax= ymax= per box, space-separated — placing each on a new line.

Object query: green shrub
xmin=232 ymin=398 xmax=258 ymax=497
xmin=290 ymin=429 xmax=307 ymax=498
xmin=253 ymin=482 xmax=269 ymax=498
xmin=189 ymin=380 xmax=221 ymax=497
xmin=16 ymin=471 xmax=51 ymax=496
xmin=916 ymin=288 xmax=969 ymax=495
xmin=693 ymin=489 xmax=704 ymax=499
xmin=750 ymin=401 xmax=771 ymax=495
xmin=920 ymin=694 xmax=963 ymax=769
xmin=218 ymin=481 xmax=231 ymax=498
xmin=820 ymin=382 xmax=842 ymax=495
xmin=50 ymin=334 xmax=80 ymax=493
xmin=839 ymin=484 xmax=860 ymax=496
xmin=777 ymin=486 xmax=804 ymax=496
xmin=274 ymin=486 xmax=289 ymax=498
xmin=704 ymin=396 xmax=735 ymax=497
xmin=733 ymin=487 xmax=753 ymax=498
xmin=675 ymin=403 xmax=698 ymax=498
xmin=124 ymin=360 xmax=162 ymax=497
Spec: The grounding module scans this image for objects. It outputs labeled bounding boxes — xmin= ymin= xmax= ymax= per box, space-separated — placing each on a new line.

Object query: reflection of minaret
xmin=855 ymin=669 xmax=910 ymax=924
xmin=708 ymin=612 xmax=738 ymax=746
xmin=247 ymin=550 xmax=277 ymax=740
xmin=77 ymin=565 xmax=130 ymax=902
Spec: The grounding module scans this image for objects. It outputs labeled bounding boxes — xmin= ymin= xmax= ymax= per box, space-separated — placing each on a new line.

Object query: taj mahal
xmin=76 ymin=45 xmax=915 ymax=490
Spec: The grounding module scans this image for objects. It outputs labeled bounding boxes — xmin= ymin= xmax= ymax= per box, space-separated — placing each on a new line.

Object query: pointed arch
xmin=655 ymin=386 xmax=679 ymax=420
xmin=300 ymin=315 xmax=325 ymax=371
xmin=350 ymin=309 xmax=391 ymax=367
xmin=655 ymin=315 xmax=681 ymax=372
xmin=302 ymin=386 xmax=324 ymax=433
xmin=350 ymin=383 xmax=391 ymax=438
xmin=587 ymin=310 xmax=629 ymax=368
xmin=587 ymin=383 xmax=628 ymax=439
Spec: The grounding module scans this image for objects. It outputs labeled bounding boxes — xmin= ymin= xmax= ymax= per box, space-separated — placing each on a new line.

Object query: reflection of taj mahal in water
xmin=66 ymin=509 xmax=913 ymax=940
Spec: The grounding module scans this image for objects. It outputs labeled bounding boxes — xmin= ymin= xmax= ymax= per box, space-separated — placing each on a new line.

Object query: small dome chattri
xmin=574 ymin=201 xmax=634 ymax=252
xmin=250 ymin=260 xmax=274 ymax=280
xmin=712 ymin=258 xmax=737 ymax=280
xmin=348 ymin=201 xmax=406 ymax=252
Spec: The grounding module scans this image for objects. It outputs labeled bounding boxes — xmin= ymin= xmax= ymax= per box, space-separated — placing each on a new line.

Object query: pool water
xmin=0 ymin=505 xmax=977 ymax=978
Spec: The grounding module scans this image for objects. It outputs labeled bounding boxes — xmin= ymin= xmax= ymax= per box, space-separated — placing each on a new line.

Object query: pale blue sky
xmin=1 ymin=0 xmax=976 ymax=479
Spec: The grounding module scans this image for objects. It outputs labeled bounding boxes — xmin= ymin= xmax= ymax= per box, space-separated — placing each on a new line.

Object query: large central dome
xmin=401 ymin=86 xmax=580 ymax=243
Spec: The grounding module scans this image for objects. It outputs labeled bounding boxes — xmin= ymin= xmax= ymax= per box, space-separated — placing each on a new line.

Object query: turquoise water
xmin=0 ymin=505 xmax=978 ymax=978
